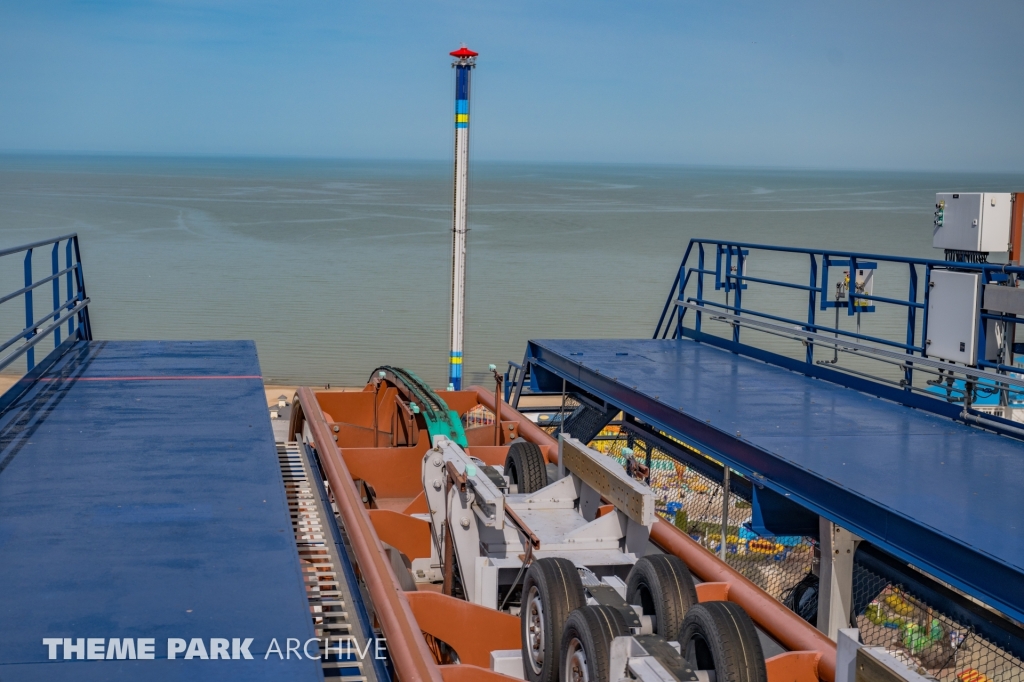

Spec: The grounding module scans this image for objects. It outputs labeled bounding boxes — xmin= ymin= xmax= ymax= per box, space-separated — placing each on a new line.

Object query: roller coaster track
xmin=368 ymin=366 xmax=468 ymax=447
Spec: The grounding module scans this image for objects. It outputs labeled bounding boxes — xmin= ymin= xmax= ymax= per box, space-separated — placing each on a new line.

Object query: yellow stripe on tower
xmin=451 ymin=356 xmax=462 ymax=364
xmin=455 ymin=114 xmax=469 ymax=123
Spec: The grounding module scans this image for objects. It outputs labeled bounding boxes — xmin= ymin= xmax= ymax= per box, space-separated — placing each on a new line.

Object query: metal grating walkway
xmin=278 ymin=442 xmax=376 ymax=681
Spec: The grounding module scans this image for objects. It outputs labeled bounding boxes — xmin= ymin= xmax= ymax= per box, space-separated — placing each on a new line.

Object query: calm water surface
xmin=1 ymin=155 xmax=1021 ymax=387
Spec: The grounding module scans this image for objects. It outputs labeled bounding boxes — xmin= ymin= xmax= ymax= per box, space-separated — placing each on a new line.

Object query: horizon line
xmin=1 ymin=149 xmax=1023 ymax=176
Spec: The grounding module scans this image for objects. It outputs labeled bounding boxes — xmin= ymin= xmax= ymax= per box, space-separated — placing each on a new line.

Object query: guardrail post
xmin=676 ymin=262 xmax=684 ymax=338
xmin=51 ymin=243 xmax=60 ymax=347
xmin=732 ymin=247 xmax=743 ymax=343
xmin=848 ymin=256 xmax=858 ymax=317
xmin=24 ymin=249 xmax=34 ymax=370
xmin=905 ymin=264 xmax=919 ymax=387
xmin=695 ymin=245 xmax=705 ymax=334
xmin=72 ymin=236 xmax=91 ymax=340
xmin=65 ymin=239 xmax=74 ymax=338
xmin=807 ymin=254 xmax=818 ymax=364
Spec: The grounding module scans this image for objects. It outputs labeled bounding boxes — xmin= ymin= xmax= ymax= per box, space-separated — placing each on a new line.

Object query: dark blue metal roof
xmin=526 ymin=337 xmax=1024 ymax=624
xmin=0 ymin=341 xmax=322 ymax=681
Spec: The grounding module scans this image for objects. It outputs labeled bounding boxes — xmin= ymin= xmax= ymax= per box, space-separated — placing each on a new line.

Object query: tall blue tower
xmin=448 ymin=46 xmax=477 ymax=391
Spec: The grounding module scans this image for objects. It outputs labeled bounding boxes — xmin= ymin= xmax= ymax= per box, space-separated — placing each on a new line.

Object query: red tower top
xmin=450 ymin=47 xmax=478 ymax=57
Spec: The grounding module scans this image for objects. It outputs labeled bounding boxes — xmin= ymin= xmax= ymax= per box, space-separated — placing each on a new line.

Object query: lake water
xmin=1 ymin=155 xmax=1021 ymax=387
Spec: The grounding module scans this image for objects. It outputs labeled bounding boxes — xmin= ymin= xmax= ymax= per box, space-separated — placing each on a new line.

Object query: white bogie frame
xmin=419 ymin=435 xmax=656 ymax=610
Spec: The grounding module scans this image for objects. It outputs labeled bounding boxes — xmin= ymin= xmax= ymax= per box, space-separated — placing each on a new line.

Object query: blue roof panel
xmin=528 ymin=337 xmax=1024 ymax=622
xmin=0 ymin=341 xmax=322 ymax=681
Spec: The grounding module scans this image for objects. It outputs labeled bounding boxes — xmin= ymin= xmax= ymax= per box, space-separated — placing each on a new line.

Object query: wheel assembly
xmin=521 ymin=557 xmax=586 ymax=682
xmin=625 ymin=554 xmax=698 ymax=641
xmin=559 ymin=605 xmax=629 ymax=682
xmin=679 ymin=601 xmax=768 ymax=682
xmin=505 ymin=440 xmax=548 ymax=494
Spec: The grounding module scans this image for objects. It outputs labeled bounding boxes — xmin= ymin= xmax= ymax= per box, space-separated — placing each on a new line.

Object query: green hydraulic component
xmin=369 ymin=366 xmax=468 ymax=447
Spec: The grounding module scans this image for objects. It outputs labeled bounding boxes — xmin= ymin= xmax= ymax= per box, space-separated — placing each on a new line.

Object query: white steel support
xmin=449 ymin=119 xmax=468 ymax=388
xmin=817 ymin=518 xmax=862 ymax=640
xmin=835 ymin=629 xmax=862 ymax=682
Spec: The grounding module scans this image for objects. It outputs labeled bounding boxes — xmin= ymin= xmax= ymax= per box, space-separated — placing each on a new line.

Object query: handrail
xmin=653 ymin=238 xmax=1024 ymax=402
xmin=688 ymin=298 xmax=922 ymax=352
xmin=676 ymin=238 xmax=1024 ymax=271
xmin=0 ymin=263 xmax=79 ymax=307
xmin=656 ymin=239 xmax=1024 ymax=342
xmin=0 ymin=234 xmax=91 ymax=376
xmin=0 ymin=233 xmax=79 ymax=259
xmin=679 ymin=301 xmax=1024 ymax=392
xmin=0 ymin=299 xmax=90 ymax=374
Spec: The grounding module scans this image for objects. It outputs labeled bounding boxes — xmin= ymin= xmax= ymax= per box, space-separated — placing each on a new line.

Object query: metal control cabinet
xmin=932 ymin=192 xmax=1012 ymax=252
xmin=926 ymin=269 xmax=982 ymax=365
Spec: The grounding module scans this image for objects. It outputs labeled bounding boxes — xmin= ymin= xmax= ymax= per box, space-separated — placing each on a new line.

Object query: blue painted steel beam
xmin=525 ymin=337 xmax=1024 ymax=625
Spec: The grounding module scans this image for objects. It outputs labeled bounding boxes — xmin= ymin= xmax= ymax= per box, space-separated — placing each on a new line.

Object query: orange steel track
xmin=291 ymin=381 xmax=836 ymax=682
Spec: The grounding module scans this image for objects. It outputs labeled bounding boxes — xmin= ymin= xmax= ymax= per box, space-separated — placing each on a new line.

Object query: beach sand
xmin=264 ymin=384 xmax=363 ymax=408
xmin=0 ymin=375 xmax=17 ymax=395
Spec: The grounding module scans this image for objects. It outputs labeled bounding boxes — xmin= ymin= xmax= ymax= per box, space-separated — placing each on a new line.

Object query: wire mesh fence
xmin=852 ymin=561 xmax=1024 ymax=682
xmin=462 ymin=404 xmax=495 ymax=429
xmin=593 ymin=427 xmax=817 ymax=603
xmin=599 ymin=429 xmax=1023 ymax=682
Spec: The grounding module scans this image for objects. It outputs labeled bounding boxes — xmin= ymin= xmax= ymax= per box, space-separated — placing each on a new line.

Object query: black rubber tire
xmin=559 ymin=605 xmax=629 ymax=682
xmin=679 ymin=602 xmax=768 ymax=682
xmin=521 ymin=558 xmax=585 ymax=682
xmin=505 ymin=441 xmax=548 ymax=494
xmin=625 ymin=554 xmax=698 ymax=641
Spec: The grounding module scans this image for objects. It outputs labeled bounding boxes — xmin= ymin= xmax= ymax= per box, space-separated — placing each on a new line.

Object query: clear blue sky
xmin=1 ymin=0 xmax=1022 ymax=171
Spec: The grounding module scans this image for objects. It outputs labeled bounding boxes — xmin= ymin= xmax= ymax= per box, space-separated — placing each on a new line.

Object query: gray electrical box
xmin=932 ymin=192 xmax=1012 ymax=252
xmin=926 ymin=269 xmax=982 ymax=365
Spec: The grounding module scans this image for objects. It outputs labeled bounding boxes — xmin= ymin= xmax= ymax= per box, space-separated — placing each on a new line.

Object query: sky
xmin=1 ymin=0 xmax=1022 ymax=171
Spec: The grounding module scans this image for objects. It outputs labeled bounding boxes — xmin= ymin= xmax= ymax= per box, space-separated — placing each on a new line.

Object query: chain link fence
xmin=852 ymin=559 xmax=1024 ymax=682
xmin=593 ymin=426 xmax=817 ymax=603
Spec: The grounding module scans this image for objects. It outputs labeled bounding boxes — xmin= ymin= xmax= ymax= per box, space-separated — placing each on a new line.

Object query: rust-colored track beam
xmin=296 ymin=387 xmax=444 ymax=682
xmin=407 ymin=592 xmax=521 ymax=668
xmin=472 ymin=384 xmax=838 ymax=681
xmin=440 ymin=665 xmax=520 ymax=681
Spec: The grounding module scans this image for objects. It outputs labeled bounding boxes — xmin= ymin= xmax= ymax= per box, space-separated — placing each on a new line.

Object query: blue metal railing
xmin=654 ymin=239 xmax=1024 ymax=387
xmin=0 ymin=234 xmax=92 ymax=375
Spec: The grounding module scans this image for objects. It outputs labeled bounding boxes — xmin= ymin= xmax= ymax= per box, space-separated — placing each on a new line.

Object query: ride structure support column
xmin=448 ymin=46 xmax=478 ymax=390
xmin=817 ymin=518 xmax=862 ymax=640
